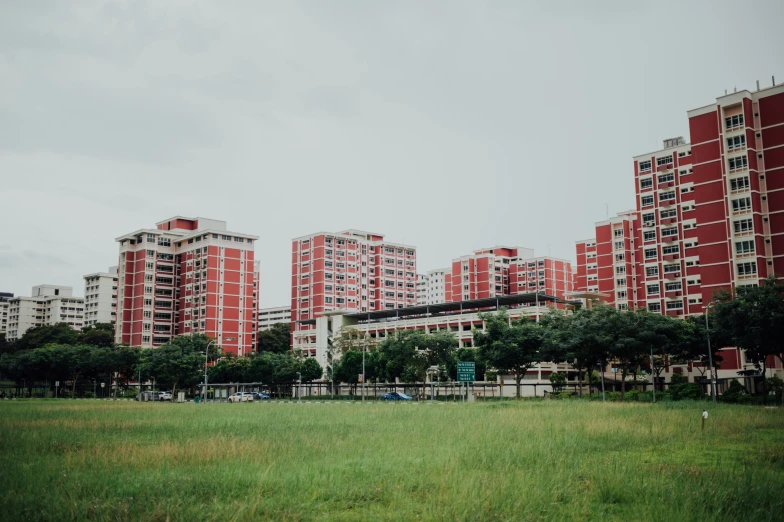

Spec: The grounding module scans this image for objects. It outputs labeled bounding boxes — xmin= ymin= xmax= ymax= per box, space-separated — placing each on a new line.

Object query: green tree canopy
xmin=474 ymin=309 xmax=544 ymax=399
xmin=257 ymin=323 xmax=291 ymax=353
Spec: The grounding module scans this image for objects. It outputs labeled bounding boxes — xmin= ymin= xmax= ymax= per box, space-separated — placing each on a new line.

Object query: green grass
xmin=0 ymin=400 xmax=782 ymax=521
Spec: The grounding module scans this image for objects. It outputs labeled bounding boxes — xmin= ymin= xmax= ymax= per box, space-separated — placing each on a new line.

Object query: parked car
xmin=136 ymin=391 xmax=168 ymax=401
xmin=229 ymin=392 xmax=255 ymax=403
xmin=250 ymin=391 xmax=270 ymax=401
xmin=382 ymin=391 xmax=412 ymax=401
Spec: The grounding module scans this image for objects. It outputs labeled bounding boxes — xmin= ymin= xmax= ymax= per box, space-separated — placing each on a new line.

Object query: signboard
xmin=358 ymin=374 xmax=364 ymax=383
xmin=457 ymin=361 xmax=475 ymax=382
xmin=100 ymin=382 xmax=105 ymax=388
xmin=55 ymin=381 xmax=59 ymax=387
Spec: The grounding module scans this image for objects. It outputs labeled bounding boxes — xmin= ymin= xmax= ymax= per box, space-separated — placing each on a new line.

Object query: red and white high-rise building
xmin=446 ymin=247 xmax=573 ymax=303
xmin=574 ymin=81 xmax=784 ymax=377
xmin=115 ymin=216 xmax=258 ymax=356
xmin=290 ymin=230 xmax=417 ymax=353
xmin=574 ymin=211 xmax=640 ymax=311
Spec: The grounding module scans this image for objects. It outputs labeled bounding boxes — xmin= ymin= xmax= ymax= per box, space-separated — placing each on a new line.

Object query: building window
xmin=641 ymin=195 xmax=654 ymax=207
xmin=615 ymin=266 xmax=626 ymax=275
xmin=725 ymin=114 xmax=744 ymax=130
xmin=662 ymin=227 xmax=678 ymax=237
xmin=733 ymin=218 xmax=753 ymax=234
xmin=616 ymin=278 xmax=626 ymax=287
xmin=731 ymin=197 xmax=752 ymax=213
xmin=735 ymin=240 xmax=755 ymax=255
xmin=614 ymin=241 xmax=624 ymax=250
xmin=737 ymin=262 xmax=757 ymax=276
xmin=647 ymin=284 xmax=660 ymax=295
xmin=644 ymin=231 xmax=656 ymax=242
xmin=659 ymin=191 xmax=675 ymax=202
xmin=640 ymin=178 xmax=653 ymax=190
xmin=613 ymin=229 xmax=624 ymax=237
xmin=648 ymin=303 xmax=661 ymax=313
xmin=727 ymin=135 xmax=746 ymax=151
xmin=660 ymin=209 xmax=677 ymax=219
xmin=645 ymin=249 xmax=657 ymax=260
xmin=665 ymin=282 xmax=682 ymax=292
xmin=617 ymin=290 xmax=627 ymax=299
xmin=666 ymin=301 xmax=683 ymax=310
xmin=658 ymin=172 xmax=674 ymax=183
xmin=730 ymin=176 xmax=750 ymax=191
xmin=729 ymin=156 xmax=748 ymax=171
xmin=642 ymin=213 xmax=655 ymax=226
xmin=646 ymin=266 xmax=659 ymax=277
xmin=662 ymin=245 xmax=679 ymax=255
xmin=663 ymin=264 xmax=680 ymax=274
xmin=639 ymin=160 xmax=652 ymax=171
xmin=657 ymin=156 xmax=673 ymax=167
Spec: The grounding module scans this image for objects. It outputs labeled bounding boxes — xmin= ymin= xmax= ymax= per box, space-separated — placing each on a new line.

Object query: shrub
xmin=624 ymin=389 xmax=640 ymax=401
xmin=556 ymin=391 xmax=572 ymax=400
xmin=83 ymin=391 xmax=94 ymax=399
xmin=605 ymin=391 xmax=622 ymax=402
xmin=668 ymin=374 xmax=706 ymax=401
xmin=721 ymin=380 xmax=748 ymax=403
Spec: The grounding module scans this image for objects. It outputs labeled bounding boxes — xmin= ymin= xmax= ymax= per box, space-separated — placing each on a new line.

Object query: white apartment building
xmin=6 ymin=285 xmax=85 ymax=341
xmin=83 ymin=266 xmax=119 ymax=326
xmin=257 ymin=306 xmax=291 ymax=330
xmin=0 ymin=292 xmax=13 ymax=334
xmin=416 ymin=268 xmax=450 ymax=305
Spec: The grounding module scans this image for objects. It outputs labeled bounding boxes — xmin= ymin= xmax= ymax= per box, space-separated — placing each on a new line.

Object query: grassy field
xmin=0 ymin=400 xmax=782 ymax=521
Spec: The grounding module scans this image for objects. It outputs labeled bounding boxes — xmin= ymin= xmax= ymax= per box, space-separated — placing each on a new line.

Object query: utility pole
xmin=705 ymin=303 xmax=717 ymax=403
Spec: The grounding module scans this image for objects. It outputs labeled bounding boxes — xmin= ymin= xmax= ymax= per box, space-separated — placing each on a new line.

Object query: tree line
xmin=0 ymin=322 xmax=317 ymax=398
xmin=1 ymin=278 xmax=781 ymax=401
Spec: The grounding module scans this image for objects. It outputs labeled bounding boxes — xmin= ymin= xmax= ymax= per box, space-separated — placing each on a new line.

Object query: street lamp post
xmin=705 ymin=303 xmax=717 ymax=403
xmin=297 ymin=372 xmax=301 ymax=403
xmin=203 ymin=339 xmax=215 ymax=403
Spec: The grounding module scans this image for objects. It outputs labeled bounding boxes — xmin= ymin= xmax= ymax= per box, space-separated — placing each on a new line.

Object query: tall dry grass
xmin=0 ymin=400 xmax=781 ymax=521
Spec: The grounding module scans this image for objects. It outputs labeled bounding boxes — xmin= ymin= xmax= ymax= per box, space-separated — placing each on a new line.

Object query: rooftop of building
xmin=298 ymin=292 xmax=579 ymax=326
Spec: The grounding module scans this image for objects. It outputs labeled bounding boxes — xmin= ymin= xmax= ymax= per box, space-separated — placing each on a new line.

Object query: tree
xmin=0 ymin=333 xmax=12 ymax=355
xmin=712 ymin=278 xmax=784 ymax=402
xmin=633 ymin=311 xmax=683 ymax=395
xmin=78 ymin=323 xmax=115 ymax=348
xmin=671 ymin=316 xmax=724 ymax=382
xmin=608 ymin=311 xmax=647 ymax=401
xmin=334 ymin=350 xmax=363 ymax=394
xmin=257 ymin=323 xmax=291 ymax=354
xmin=14 ymin=323 xmax=79 ymax=351
xmin=549 ymin=372 xmax=567 ymax=394
xmin=147 ymin=336 xmax=208 ymax=398
xmin=299 ymin=358 xmax=323 ymax=382
xmin=208 ymin=356 xmax=252 ymax=383
xmin=474 ymin=309 xmax=544 ymax=400
xmin=376 ymin=331 xmax=424 ymax=383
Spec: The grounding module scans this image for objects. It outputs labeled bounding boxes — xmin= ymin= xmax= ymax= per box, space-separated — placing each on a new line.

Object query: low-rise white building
xmin=0 ymin=292 xmax=13 ymax=334
xmin=83 ymin=266 xmax=118 ymax=326
xmin=6 ymin=285 xmax=85 ymax=341
xmin=258 ymin=306 xmax=291 ymax=330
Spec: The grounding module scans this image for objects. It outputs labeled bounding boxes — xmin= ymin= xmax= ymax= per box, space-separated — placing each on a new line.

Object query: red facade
xmin=446 ymin=247 xmax=573 ymax=304
xmin=291 ymin=230 xmax=417 ymax=352
xmin=115 ymin=217 xmax=258 ymax=356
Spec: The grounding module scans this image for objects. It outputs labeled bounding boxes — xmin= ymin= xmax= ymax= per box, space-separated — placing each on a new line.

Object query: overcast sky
xmin=1 ymin=0 xmax=782 ymax=307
